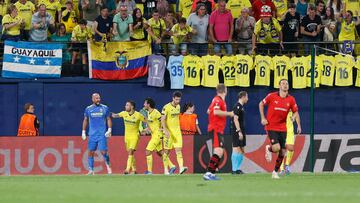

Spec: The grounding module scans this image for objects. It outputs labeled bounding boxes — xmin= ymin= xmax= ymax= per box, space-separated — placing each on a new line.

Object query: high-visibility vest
xmin=17 ymin=113 xmax=38 ymax=136
xmin=179 ymin=113 xmax=198 ymax=136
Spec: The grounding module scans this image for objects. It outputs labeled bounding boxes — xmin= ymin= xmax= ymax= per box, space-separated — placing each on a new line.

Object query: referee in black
xmin=231 ymin=91 xmax=248 ymax=174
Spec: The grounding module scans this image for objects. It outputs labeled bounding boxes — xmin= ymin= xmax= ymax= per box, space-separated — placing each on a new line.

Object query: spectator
xmin=327 ymin=0 xmax=343 ymax=18
xmin=252 ymin=0 xmax=276 ymax=21
xmin=296 ymin=0 xmax=308 ymax=18
xmin=112 ymin=5 xmax=133 ymax=41
xmin=191 ymin=0 xmax=215 ymax=15
xmin=29 ymin=4 xmax=55 ymax=42
xmin=81 ymin=0 xmax=102 ymax=29
xmin=1 ymin=4 xmax=24 ymax=41
xmin=187 ymin=3 xmax=209 ymax=56
xmin=316 ymin=0 xmax=325 ymax=18
xmin=163 ymin=10 xmax=177 ymax=41
xmin=235 ymin=7 xmax=255 ymax=55
xmin=103 ymin=0 xmax=117 ymax=16
xmin=71 ymin=19 xmax=92 ymax=73
xmin=157 ymin=0 xmax=170 ymax=18
xmin=62 ymin=1 xmax=78 ymax=34
xmin=209 ymin=0 xmax=234 ymax=55
xmin=94 ymin=6 xmax=113 ymax=42
xmin=180 ymin=102 xmax=202 ymax=136
xmin=300 ymin=4 xmax=322 ymax=55
xmin=131 ymin=8 xmax=148 ymax=40
xmin=252 ymin=5 xmax=283 ymax=55
xmin=226 ymin=0 xmax=252 ymax=20
xmin=143 ymin=0 xmax=157 ymax=19
xmin=177 ymin=0 xmax=194 ymax=19
xmin=117 ymin=0 xmax=136 ymax=15
xmin=0 ymin=0 xmax=7 ymax=39
xmin=50 ymin=23 xmax=72 ymax=64
xmin=338 ymin=10 xmax=360 ymax=52
xmin=322 ymin=7 xmax=336 ymax=42
xmin=43 ymin=0 xmax=62 ymax=23
xmin=17 ymin=103 xmax=40 ymax=137
xmin=147 ymin=9 xmax=166 ymax=54
xmin=273 ymin=0 xmax=288 ymax=20
xmin=281 ymin=3 xmax=300 ymax=54
xmin=170 ymin=17 xmax=196 ymax=54
xmin=14 ymin=0 xmax=35 ymax=40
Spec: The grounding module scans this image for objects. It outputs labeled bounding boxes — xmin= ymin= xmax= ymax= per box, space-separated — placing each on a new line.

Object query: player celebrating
xmin=143 ymin=97 xmax=176 ymax=174
xmin=112 ymin=101 xmax=146 ymax=174
xmin=161 ymin=91 xmax=187 ymax=174
xmin=82 ymin=93 xmax=112 ymax=175
xmin=203 ymin=84 xmax=234 ymax=181
xmin=231 ymin=91 xmax=249 ymax=174
xmin=280 ymin=111 xmax=295 ymax=176
xmin=259 ymin=79 xmax=301 ymax=179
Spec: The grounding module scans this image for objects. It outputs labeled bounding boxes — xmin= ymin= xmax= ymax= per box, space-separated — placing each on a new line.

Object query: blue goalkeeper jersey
xmin=84 ymin=104 xmax=110 ymax=139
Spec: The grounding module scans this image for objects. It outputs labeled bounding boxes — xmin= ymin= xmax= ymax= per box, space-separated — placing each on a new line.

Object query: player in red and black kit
xmin=203 ymin=84 xmax=234 ymax=181
xmin=259 ymin=79 xmax=302 ymax=179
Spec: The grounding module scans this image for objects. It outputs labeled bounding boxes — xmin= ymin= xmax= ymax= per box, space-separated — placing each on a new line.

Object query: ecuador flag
xmin=88 ymin=41 xmax=151 ymax=80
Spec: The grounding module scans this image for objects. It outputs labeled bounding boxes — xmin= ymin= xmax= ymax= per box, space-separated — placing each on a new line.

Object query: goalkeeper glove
xmin=105 ymin=128 xmax=112 ymax=138
xmin=82 ymin=130 xmax=87 ymax=140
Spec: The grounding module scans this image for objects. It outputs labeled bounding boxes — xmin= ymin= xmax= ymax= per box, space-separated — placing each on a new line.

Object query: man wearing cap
xmin=252 ymin=5 xmax=283 ymax=55
xmin=252 ymin=0 xmax=276 ymax=21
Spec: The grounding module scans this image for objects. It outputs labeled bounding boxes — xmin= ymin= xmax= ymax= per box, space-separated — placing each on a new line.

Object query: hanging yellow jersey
xmin=307 ymin=55 xmax=324 ymax=88
xmin=335 ymin=54 xmax=355 ymax=86
xmin=221 ymin=55 xmax=236 ymax=87
xmin=320 ymin=54 xmax=336 ymax=86
xmin=290 ymin=56 xmax=310 ymax=89
xmin=254 ymin=55 xmax=272 ymax=86
xmin=234 ymin=54 xmax=254 ymax=87
xmin=201 ymin=55 xmax=221 ymax=88
xmin=356 ymin=57 xmax=360 ymax=87
xmin=183 ymin=55 xmax=202 ymax=86
xmin=272 ymin=55 xmax=291 ymax=88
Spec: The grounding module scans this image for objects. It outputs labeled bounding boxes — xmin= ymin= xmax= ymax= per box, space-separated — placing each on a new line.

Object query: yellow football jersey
xmin=356 ymin=57 xmax=360 ymax=87
xmin=226 ymin=0 xmax=252 ymax=18
xmin=320 ymin=54 xmax=336 ymax=86
xmin=43 ymin=0 xmax=62 ymax=21
xmin=221 ymin=55 xmax=236 ymax=87
xmin=290 ymin=56 xmax=310 ymax=89
xmin=272 ymin=55 xmax=291 ymax=88
xmin=14 ymin=1 xmax=35 ymax=30
xmin=273 ymin=0 xmax=288 ymax=20
xmin=118 ymin=111 xmax=145 ymax=138
xmin=234 ymin=54 xmax=254 ymax=87
xmin=179 ymin=0 xmax=193 ymax=18
xmin=254 ymin=55 xmax=272 ymax=86
xmin=162 ymin=102 xmax=181 ymax=134
xmin=286 ymin=111 xmax=294 ymax=134
xmin=183 ymin=55 xmax=202 ymax=86
xmin=335 ymin=54 xmax=355 ymax=86
xmin=147 ymin=109 xmax=163 ymax=138
xmin=201 ymin=55 xmax=221 ymax=88
xmin=306 ymin=55 xmax=323 ymax=88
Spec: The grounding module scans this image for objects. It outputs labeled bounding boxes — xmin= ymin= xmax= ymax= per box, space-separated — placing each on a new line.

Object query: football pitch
xmin=0 ymin=173 xmax=359 ymax=203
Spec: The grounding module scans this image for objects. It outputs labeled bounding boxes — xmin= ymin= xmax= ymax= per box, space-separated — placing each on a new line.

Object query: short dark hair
xmin=288 ymin=3 xmax=296 ymax=9
xmin=100 ymin=6 xmax=108 ymax=11
xmin=316 ymin=0 xmax=325 ymax=6
xmin=182 ymin=102 xmax=194 ymax=113
xmin=179 ymin=17 xmax=187 ymax=24
xmin=173 ymin=91 xmax=182 ymax=98
xmin=145 ymin=97 xmax=156 ymax=108
xmin=238 ymin=91 xmax=247 ymax=99
xmin=152 ymin=9 xmax=159 ymax=14
xmin=216 ymin=84 xmax=226 ymax=94
xmin=79 ymin=19 xmax=87 ymax=25
xmin=24 ymin=103 xmax=33 ymax=112
xmin=127 ymin=100 xmax=136 ymax=109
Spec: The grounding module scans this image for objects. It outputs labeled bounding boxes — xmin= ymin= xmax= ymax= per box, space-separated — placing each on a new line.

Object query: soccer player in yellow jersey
xmin=112 ymin=101 xmax=147 ymax=174
xmin=161 ymin=91 xmax=188 ymax=174
xmin=143 ymin=98 xmax=176 ymax=175
xmin=280 ymin=111 xmax=295 ymax=176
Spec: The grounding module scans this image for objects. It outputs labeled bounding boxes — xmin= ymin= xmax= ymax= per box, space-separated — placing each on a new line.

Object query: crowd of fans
xmin=0 ymin=0 xmax=360 ymax=66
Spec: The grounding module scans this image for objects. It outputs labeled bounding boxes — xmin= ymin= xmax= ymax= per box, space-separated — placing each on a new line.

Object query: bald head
xmin=92 ymin=93 xmax=101 ymax=105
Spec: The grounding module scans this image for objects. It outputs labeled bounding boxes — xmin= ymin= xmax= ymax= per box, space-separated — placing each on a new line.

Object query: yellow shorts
xmin=125 ymin=137 xmax=139 ymax=151
xmin=146 ymin=137 xmax=163 ymax=152
xmin=286 ymin=130 xmax=295 ymax=145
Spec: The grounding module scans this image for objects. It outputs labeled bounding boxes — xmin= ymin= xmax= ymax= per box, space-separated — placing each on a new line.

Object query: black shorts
xmin=232 ymin=131 xmax=246 ymax=148
xmin=71 ymin=42 xmax=88 ymax=53
xmin=267 ymin=131 xmax=287 ymax=149
xmin=209 ymin=130 xmax=224 ymax=148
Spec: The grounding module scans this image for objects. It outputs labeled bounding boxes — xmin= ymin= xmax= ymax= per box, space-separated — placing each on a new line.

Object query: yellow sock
xmin=280 ymin=158 xmax=285 ymax=171
xmin=132 ymin=156 xmax=136 ymax=172
xmin=162 ymin=153 xmax=169 ymax=170
xmin=286 ymin=150 xmax=294 ymax=166
xmin=146 ymin=155 xmax=153 ymax=172
xmin=167 ymin=155 xmax=175 ymax=168
xmin=176 ymin=151 xmax=184 ymax=168
xmin=126 ymin=155 xmax=133 ymax=171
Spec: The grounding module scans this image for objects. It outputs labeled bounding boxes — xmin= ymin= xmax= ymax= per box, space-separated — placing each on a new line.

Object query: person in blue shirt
xmin=82 ymin=93 xmax=112 ymax=175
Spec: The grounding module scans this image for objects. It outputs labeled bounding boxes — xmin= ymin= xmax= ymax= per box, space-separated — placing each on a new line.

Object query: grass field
xmin=0 ymin=173 xmax=359 ymax=203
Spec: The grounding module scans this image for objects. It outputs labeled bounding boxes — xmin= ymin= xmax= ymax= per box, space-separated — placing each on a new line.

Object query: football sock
xmin=274 ymin=154 xmax=285 ymax=172
xmin=231 ymin=152 xmax=237 ymax=171
xmin=286 ymin=150 xmax=294 ymax=166
xmin=237 ymin=153 xmax=244 ymax=170
xmin=126 ymin=155 xmax=133 ymax=171
xmin=103 ymin=153 xmax=110 ymax=165
xmin=88 ymin=156 xmax=94 ymax=171
xmin=132 ymin=156 xmax=136 ymax=172
xmin=207 ymin=154 xmax=220 ymax=173
xmin=146 ymin=154 xmax=153 ymax=172
xmin=176 ymin=151 xmax=184 ymax=168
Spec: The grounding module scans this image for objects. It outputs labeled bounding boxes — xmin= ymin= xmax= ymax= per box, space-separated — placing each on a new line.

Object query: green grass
xmin=0 ymin=173 xmax=359 ymax=203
